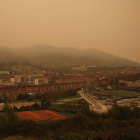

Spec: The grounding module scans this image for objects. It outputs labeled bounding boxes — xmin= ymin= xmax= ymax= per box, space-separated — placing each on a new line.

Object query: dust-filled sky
xmin=0 ymin=0 xmax=140 ymax=62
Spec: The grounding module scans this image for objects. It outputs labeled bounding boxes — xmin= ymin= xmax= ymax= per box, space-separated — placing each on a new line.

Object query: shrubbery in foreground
xmin=0 ymin=104 xmax=140 ymax=140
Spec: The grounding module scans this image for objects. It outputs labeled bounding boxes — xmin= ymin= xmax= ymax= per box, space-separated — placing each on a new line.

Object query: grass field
xmin=104 ymin=90 xmax=138 ymax=98
xmin=51 ymin=104 xmax=67 ymax=112
xmin=50 ymin=104 xmax=84 ymax=117
xmin=51 ymin=97 xmax=89 ymax=117
xmin=56 ymin=94 xmax=81 ymax=101
xmin=65 ymin=98 xmax=90 ymax=104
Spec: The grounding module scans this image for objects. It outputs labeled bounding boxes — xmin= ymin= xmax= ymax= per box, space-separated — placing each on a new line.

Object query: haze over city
xmin=0 ymin=0 xmax=140 ymax=63
xmin=1 ymin=1 xmax=140 ymax=139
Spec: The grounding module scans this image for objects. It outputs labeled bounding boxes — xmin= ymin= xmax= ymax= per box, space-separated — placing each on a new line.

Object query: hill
xmin=0 ymin=46 xmax=27 ymax=62
xmin=0 ymin=44 xmax=139 ymax=67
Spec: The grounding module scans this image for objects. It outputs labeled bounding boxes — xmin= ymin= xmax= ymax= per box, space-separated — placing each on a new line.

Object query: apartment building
xmin=34 ymin=77 xmax=49 ymax=85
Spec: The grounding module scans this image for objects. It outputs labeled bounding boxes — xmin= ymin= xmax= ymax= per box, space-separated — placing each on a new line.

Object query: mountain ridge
xmin=0 ymin=44 xmax=139 ymax=67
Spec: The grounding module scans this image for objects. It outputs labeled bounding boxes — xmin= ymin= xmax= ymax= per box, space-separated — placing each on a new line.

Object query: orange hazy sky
xmin=0 ymin=0 xmax=140 ymax=62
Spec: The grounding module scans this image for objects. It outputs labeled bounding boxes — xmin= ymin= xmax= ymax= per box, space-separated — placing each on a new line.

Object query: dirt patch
xmin=9 ymin=102 xmax=41 ymax=109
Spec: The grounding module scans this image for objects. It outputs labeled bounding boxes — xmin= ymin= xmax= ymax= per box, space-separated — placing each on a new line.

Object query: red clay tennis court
xmin=16 ymin=110 xmax=67 ymax=122
xmin=33 ymin=110 xmax=67 ymax=120
xmin=16 ymin=111 xmax=46 ymax=122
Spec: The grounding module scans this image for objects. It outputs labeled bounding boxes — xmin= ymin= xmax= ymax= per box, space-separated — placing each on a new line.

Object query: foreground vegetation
xmin=1 ymin=103 xmax=140 ymax=140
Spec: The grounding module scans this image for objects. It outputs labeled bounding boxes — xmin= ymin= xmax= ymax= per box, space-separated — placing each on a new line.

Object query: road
xmin=78 ymin=90 xmax=107 ymax=113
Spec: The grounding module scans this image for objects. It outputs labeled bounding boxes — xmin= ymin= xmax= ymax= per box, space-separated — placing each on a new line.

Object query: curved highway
xmin=78 ymin=90 xmax=107 ymax=113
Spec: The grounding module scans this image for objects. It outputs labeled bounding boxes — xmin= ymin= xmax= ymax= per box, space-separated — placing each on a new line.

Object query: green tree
xmin=2 ymin=104 xmax=18 ymax=123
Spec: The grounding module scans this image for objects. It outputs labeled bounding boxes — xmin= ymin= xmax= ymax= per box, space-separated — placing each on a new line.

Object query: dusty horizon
xmin=0 ymin=0 xmax=140 ymax=62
